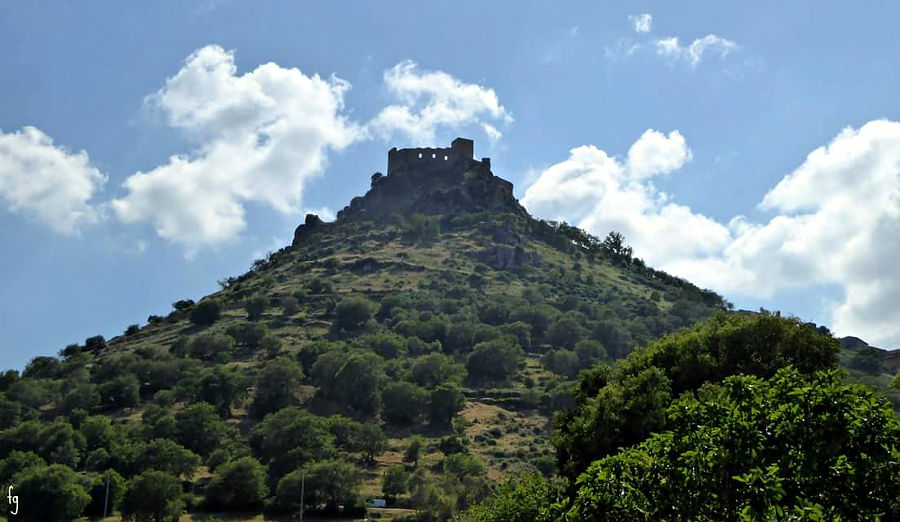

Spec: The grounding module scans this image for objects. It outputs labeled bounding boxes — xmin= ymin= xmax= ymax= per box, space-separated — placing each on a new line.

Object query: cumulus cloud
xmin=521 ymin=129 xmax=730 ymax=266
xmin=655 ymin=34 xmax=737 ymax=67
xmin=0 ymin=126 xmax=106 ymax=233
xmin=370 ymin=60 xmax=512 ymax=144
xmin=629 ymin=13 xmax=653 ymax=34
xmin=105 ymin=49 xmax=511 ymax=252
xmin=523 ymin=120 xmax=900 ymax=348
xmin=111 ymin=45 xmax=362 ymax=251
xmin=682 ymin=120 xmax=900 ymax=346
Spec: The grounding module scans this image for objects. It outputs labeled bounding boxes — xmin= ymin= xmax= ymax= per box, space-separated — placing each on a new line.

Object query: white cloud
xmin=108 ymin=48 xmax=511 ymax=253
xmin=521 ymin=129 xmax=730 ymax=267
xmin=655 ymin=34 xmax=737 ymax=67
xmin=112 ymin=45 xmax=362 ymax=251
xmin=627 ymin=129 xmax=692 ymax=179
xmin=0 ymin=126 xmax=106 ymax=234
xmin=523 ymin=120 xmax=900 ymax=348
xmin=369 ymin=60 xmax=512 ymax=144
xmin=684 ymin=120 xmax=900 ymax=346
xmin=629 ymin=13 xmax=653 ymax=34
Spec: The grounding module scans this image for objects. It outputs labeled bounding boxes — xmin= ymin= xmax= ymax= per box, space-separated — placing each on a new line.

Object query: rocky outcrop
xmin=336 ymin=139 xmax=528 ymax=223
xmin=292 ymin=213 xmax=326 ymax=246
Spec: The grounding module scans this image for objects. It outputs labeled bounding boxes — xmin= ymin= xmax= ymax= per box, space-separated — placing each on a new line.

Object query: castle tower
xmin=387 ymin=137 xmax=477 ymax=175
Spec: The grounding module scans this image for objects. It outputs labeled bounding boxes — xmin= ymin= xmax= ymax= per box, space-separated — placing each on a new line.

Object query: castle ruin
xmin=387 ymin=137 xmax=491 ymax=175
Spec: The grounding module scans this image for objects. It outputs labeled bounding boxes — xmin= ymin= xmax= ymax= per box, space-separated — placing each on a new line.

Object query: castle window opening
xmin=432 ymin=153 xmax=436 ymax=158
xmin=418 ymin=153 xmax=422 ymax=159
xmin=444 ymin=155 xmax=448 ymax=160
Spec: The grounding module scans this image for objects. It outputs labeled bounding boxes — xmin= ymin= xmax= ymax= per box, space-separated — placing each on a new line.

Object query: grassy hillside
xmin=0 ymin=163 xmax=730 ymax=521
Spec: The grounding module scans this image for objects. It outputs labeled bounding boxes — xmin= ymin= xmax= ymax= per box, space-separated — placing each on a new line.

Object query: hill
xmin=0 ymin=138 xmax=732 ymax=520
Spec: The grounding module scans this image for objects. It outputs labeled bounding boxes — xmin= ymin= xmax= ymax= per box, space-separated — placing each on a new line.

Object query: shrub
xmin=204 ymin=456 xmax=268 ymax=511
xmin=244 ymin=295 xmax=268 ymax=321
xmin=189 ymin=299 xmax=223 ymax=326
xmin=333 ymin=296 xmax=376 ymax=330
xmin=573 ymin=369 xmax=900 ymax=520
xmin=381 ymin=382 xmax=427 ymax=425
xmin=121 ymin=470 xmax=184 ymax=522
xmin=282 ymin=296 xmax=301 ymax=316
xmin=15 ymin=464 xmax=91 ymax=521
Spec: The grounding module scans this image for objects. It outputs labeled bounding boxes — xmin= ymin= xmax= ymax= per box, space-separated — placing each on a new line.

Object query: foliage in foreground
xmin=573 ymin=368 xmax=900 ymax=520
xmin=552 ymin=312 xmax=841 ymax=481
xmin=464 ymin=368 xmax=900 ymax=521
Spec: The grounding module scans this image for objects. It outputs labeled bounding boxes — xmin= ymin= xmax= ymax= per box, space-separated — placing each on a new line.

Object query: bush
xmin=382 ymin=465 xmax=409 ymax=501
xmin=249 ymin=358 xmax=304 ymax=418
xmin=282 ymin=296 xmax=301 ymax=316
xmin=85 ymin=335 xmax=107 ymax=352
xmin=245 ymin=295 xmax=268 ymax=321
xmin=276 ymin=459 xmax=362 ymax=515
xmin=187 ymin=334 xmax=234 ymax=361
xmin=225 ymin=322 xmax=267 ymax=351
xmin=14 ymin=464 xmax=91 ymax=521
xmin=381 ymin=382 xmax=427 ymax=425
xmin=189 ymin=299 xmax=223 ymax=326
xmin=466 ymin=337 xmax=523 ymax=383
xmin=125 ymin=324 xmax=140 ymax=336
xmin=573 ymin=369 xmax=900 ymax=520
xmin=204 ymin=456 xmax=268 ymax=511
xmin=554 ymin=312 xmax=841 ymax=481
xmin=121 ymin=470 xmax=184 ymax=522
xmin=333 ymin=296 xmax=376 ymax=330
xmin=98 ymin=375 xmax=140 ymax=409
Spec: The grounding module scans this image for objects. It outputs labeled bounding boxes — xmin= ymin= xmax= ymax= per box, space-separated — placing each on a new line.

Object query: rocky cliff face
xmin=338 ymin=156 xmax=526 ymax=222
xmin=294 ymin=152 xmax=529 ymax=247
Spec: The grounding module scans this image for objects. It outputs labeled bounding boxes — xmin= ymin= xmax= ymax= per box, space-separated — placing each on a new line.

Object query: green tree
xmin=466 ymin=337 xmax=523 ymax=383
xmin=382 ymin=381 xmax=428 ymax=425
xmin=282 ymin=295 xmax=301 ymax=316
xmin=80 ymin=415 xmax=116 ymax=450
xmin=13 ymin=464 xmax=90 ymax=521
xmin=276 ymin=460 xmax=363 ymax=515
xmin=459 ymin=474 xmax=560 ymax=522
xmin=225 ymin=322 xmax=267 ymax=352
xmin=358 ymin=332 xmax=407 ymax=359
xmin=404 ymin=436 xmax=424 ymax=467
xmin=250 ymin=407 xmax=334 ymax=482
xmin=411 ymin=353 xmax=466 ymax=388
xmin=244 ymin=294 xmax=268 ymax=321
xmin=98 ymin=374 xmax=140 ymax=409
xmin=439 ymin=435 xmax=467 ymax=455
xmin=196 ymin=365 xmax=243 ymax=417
xmin=0 ymin=451 xmax=45 ymax=486
xmin=542 ymin=349 xmax=580 ymax=379
xmin=310 ymin=349 xmax=383 ymax=414
xmin=382 ymin=465 xmax=410 ymax=502
xmin=204 ymin=456 xmax=268 ymax=511
xmin=333 ymin=296 xmax=376 ymax=330
xmin=121 ymin=470 xmax=184 ymax=522
xmin=547 ymin=317 xmax=585 ymax=349
xmin=189 ymin=299 xmax=223 ymax=326
xmin=574 ymin=339 xmax=606 ymax=368
xmin=187 ymin=333 xmax=234 ymax=361
xmin=573 ymin=368 xmax=900 ymax=520
xmin=63 ymin=383 xmax=100 ymax=413
xmin=601 ymin=231 xmax=633 ymax=262
xmin=175 ymin=402 xmax=230 ymax=457
xmin=249 ymin=357 xmax=304 ymax=418
xmin=553 ymin=313 xmax=841 ymax=481
xmin=428 ymin=384 xmax=466 ymax=426
xmin=83 ymin=469 xmax=126 ymax=518
xmin=136 ymin=438 xmax=200 ymax=477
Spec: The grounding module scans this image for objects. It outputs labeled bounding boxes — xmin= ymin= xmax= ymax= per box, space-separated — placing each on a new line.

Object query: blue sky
xmin=3 ymin=1 xmax=900 ymax=370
